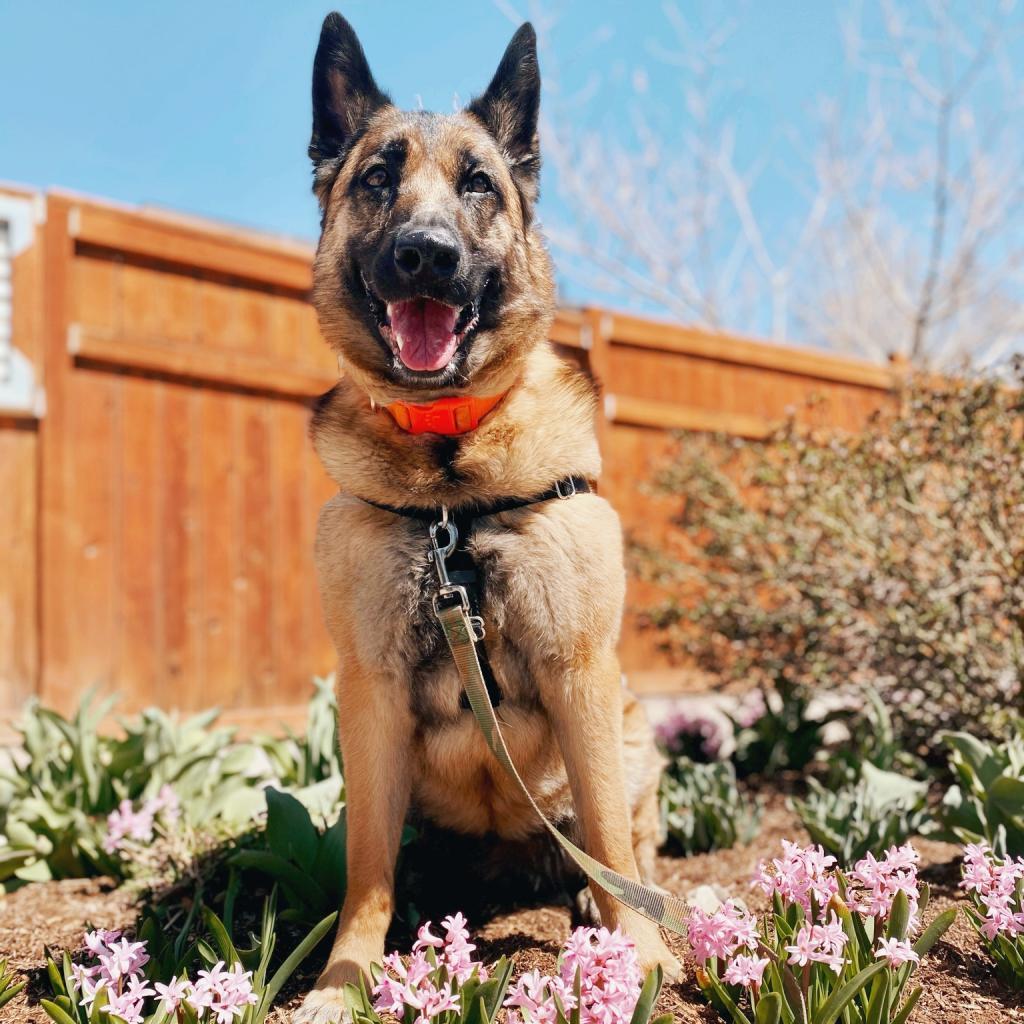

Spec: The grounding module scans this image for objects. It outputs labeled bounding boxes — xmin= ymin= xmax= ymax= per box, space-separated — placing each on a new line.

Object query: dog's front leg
xmin=540 ymin=649 xmax=681 ymax=980
xmin=294 ymin=664 xmax=413 ymax=1024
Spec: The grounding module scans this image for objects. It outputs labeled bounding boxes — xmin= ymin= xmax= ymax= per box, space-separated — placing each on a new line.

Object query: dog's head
xmin=308 ymin=14 xmax=555 ymax=403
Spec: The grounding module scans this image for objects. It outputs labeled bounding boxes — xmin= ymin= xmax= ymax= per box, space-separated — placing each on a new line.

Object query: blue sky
xmin=1 ymin=1 xmax=1020 ymax=346
xmin=0 ymin=2 xmax=845 ymax=243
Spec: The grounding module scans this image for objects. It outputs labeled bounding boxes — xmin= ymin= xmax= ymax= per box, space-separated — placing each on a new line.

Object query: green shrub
xmin=660 ymin=758 xmax=761 ymax=855
xmin=792 ymin=762 xmax=933 ymax=866
xmin=637 ymin=369 xmax=1024 ymax=760
xmin=0 ymin=682 xmax=345 ymax=888
xmin=940 ymin=729 xmax=1024 ymax=857
xmin=0 ymin=694 xmax=264 ymax=886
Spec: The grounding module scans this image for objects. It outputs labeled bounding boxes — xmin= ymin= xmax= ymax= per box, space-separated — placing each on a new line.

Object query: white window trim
xmin=0 ymin=194 xmax=44 ymax=418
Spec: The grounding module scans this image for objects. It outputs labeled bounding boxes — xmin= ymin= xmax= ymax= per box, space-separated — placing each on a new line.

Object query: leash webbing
xmin=433 ymin=575 xmax=693 ymax=936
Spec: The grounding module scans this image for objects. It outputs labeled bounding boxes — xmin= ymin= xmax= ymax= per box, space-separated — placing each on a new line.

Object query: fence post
xmin=583 ymin=307 xmax=613 ymax=456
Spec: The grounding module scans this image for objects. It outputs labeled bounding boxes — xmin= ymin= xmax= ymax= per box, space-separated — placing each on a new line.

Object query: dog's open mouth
xmin=361 ymin=275 xmax=479 ymax=373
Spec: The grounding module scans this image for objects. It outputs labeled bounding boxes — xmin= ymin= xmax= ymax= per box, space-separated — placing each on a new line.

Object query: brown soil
xmin=3 ymin=803 xmax=1023 ymax=1023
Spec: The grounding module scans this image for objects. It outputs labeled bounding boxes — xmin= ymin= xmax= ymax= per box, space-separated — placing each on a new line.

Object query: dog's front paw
xmin=291 ymin=987 xmax=352 ymax=1024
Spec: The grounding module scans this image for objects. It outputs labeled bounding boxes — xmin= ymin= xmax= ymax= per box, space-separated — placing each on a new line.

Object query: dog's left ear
xmin=468 ymin=23 xmax=541 ymax=211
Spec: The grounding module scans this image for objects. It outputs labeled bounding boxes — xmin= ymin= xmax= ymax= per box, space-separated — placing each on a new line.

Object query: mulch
xmin=3 ymin=800 xmax=1023 ymax=1023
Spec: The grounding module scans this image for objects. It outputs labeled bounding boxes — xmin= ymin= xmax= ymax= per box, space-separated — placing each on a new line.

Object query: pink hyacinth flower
xmin=875 ymin=938 xmax=920 ymax=969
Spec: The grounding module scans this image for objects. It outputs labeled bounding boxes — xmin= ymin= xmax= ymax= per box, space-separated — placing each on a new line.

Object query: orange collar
xmin=382 ymin=392 xmax=507 ymax=435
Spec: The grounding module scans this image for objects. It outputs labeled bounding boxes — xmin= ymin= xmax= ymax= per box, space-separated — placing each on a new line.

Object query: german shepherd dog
xmin=296 ymin=13 xmax=680 ymax=1022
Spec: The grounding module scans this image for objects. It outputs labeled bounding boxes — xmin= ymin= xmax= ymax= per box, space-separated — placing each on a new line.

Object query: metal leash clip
xmin=428 ymin=509 xmax=486 ymax=640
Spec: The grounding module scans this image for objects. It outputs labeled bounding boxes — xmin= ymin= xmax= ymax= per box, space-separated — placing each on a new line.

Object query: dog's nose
xmin=393 ymin=228 xmax=461 ymax=284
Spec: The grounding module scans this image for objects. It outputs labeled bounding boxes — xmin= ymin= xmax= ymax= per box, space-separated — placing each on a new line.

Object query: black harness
xmin=360 ymin=474 xmax=592 ymax=709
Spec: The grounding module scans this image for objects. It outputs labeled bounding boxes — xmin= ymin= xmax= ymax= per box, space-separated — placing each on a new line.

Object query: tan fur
xmin=295 ymin=34 xmax=678 ymax=1024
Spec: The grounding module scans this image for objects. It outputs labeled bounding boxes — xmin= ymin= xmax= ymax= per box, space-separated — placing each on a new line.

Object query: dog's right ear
xmin=309 ymin=13 xmax=389 ymax=169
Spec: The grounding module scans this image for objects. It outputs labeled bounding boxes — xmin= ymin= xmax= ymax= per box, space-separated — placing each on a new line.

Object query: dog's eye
xmin=466 ymin=171 xmax=493 ymax=195
xmin=362 ymin=166 xmax=390 ymax=189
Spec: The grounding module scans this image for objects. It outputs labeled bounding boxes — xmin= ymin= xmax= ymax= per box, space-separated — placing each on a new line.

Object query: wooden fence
xmin=0 ymin=187 xmax=900 ymax=733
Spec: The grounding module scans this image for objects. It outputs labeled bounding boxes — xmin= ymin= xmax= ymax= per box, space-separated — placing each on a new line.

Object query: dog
xmin=295 ymin=13 xmax=681 ymax=1022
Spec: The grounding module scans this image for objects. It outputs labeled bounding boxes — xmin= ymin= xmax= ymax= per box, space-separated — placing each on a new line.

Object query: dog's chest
xmin=385 ymin=521 xmax=539 ymax=725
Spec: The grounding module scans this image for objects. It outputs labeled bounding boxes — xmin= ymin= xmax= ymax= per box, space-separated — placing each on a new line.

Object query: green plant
xmin=637 ymin=370 xmax=1024 ymax=761
xmin=0 ymin=694 xmax=270 ymax=887
xmin=342 ymin=955 xmax=517 ymax=1024
xmin=342 ymin=918 xmax=673 ymax=1024
xmin=961 ymin=843 xmax=1024 ymax=990
xmin=792 ymin=763 xmax=933 ymax=866
xmin=826 ymin=688 xmax=928 ymax=788
xmin=660 ymin=759 xmax=761 ymax=855
xmin=0 ymin=682 xmax=345 ymax=888
xmin=727 ymin=682 xmax=847 ymax=778
xmin=694 ymin=842 xmax=956 ymax=1024
xmin=40 ymin=894 xmax=336 ymax=1024
xmin=0 ymin=958 xmax=27 ymax=1013
xmin=252 ymin=679 xmax=342 ymax=798
xmin=229 ymin=788 xmax=348 ymax=927
xmin=940 ymin=730 xmax=1024 ymax=857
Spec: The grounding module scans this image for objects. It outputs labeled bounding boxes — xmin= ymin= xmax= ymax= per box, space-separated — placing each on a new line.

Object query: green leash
xmin=428 ymin=510 xmax=692 ymax=936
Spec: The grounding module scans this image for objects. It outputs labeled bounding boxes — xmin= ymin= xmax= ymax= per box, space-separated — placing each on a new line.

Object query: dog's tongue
xmin=388 ymin=298 xmax=461 ymax=372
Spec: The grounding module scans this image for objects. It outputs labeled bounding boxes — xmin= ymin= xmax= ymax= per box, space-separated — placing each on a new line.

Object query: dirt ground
xmin=3 ymin=801 xmax=1023 ymax=1023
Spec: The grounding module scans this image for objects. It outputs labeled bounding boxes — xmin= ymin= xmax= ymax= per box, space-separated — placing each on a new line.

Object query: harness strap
xmin=435 ymin=597 xmax=692 ymax=935
xmin=359 ymin=475 xmax=592 ymax=523
xmin=361 ymin=474 xmax=591 ymax=712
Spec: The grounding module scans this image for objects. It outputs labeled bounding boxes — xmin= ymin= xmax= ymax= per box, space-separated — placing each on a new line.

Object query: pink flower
xmin=83 ymin=930 xmax=123 ymax=956
xmin=753 ymin=841 xmax=838 ymax=920
xmin=99 ymin=938 xmax=150 ymax=982
xmin=412 ymin=921 xmax=445 ymax=952
xmin=103 ymin=786 xmax=180 ymax=854
xmin=557 ymin=927 xmax=642 ymax=1024
xmin=188 ymin=960 xmax=258 ymax=1022
xmin=504 ymin=926 xmax=644 ymax=1024
xmin=154 ymin=976 xmax=192 ymax=1013
xmin=783 ymin=917 xmax=847 ymax=975
xmin=70 ymin=963 xmax=102 ymax=1008
xmin=505 ymin=969 xmax=575 ymax=1024
xmin=687 ymin=901 xmax=759 ymax=966
xmin=962 ymin=844 xmax=1024 ymax=941
xmin=723 ymin=953 xmax=769 ymax=989
xmin=847 ymin=845 xmax=922 ymax=932
xmin=654 ymin=708 xmax=728 ymax=760
xmin=875 ymin=938 xmax=920 ymax=969
xmin=373 ymin=917 xmax=489 ymax=1021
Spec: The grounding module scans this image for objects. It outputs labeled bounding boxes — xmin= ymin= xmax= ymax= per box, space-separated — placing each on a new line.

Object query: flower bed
xmin=3 ymin=796 xmax=1023 ymax=1024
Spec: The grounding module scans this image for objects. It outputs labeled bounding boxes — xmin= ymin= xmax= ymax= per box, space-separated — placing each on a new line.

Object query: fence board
xmin=2 ymin=189 xmax=900 ymax=719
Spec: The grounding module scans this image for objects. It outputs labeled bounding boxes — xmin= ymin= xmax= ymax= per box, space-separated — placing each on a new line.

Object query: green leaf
xmin=892 ymin=986 xmax=923 ymax=1024
xmin=41 ymin=999 xmax=79 ymax=1024
xmin=755 ymin=993 xmax=782 ymax=1024
xmin=911 ymin=908 xmax=957 ymax=958
xmin=865 ymin=969 xmax=891 ymax=1024
xmin=260 ymin=911 xmax=337 ymax=1017
xmin=701 ymin=968 xmax=753 ymax=1024
xmin=813 ymin=960 xmax=887 ymax=1024
xmin=228 ymin=850 xmax=328 ymax=910
xmin=0 ymin=979 xmax=26 ymax=1009
xmin=629 ymin=965 xmax=663 ymax=1024
xmin=885 ymin=889 xmax=910 ymax=942
xmin=203 ymin=907 xmax=240 ymax=965
xmin=989 ymin=776 xmax=1024 ymax=816
xmin=265 ymin=788 xmax=319 ymax=871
